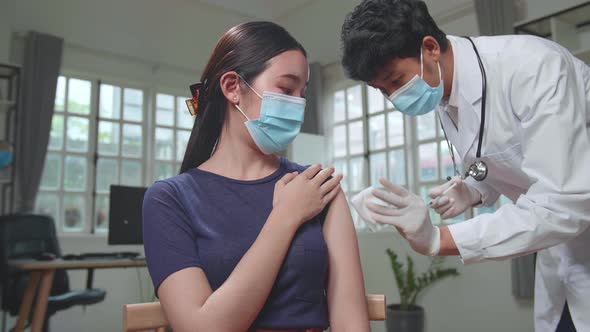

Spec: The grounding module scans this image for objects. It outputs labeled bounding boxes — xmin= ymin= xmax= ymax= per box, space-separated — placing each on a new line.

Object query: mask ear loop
xmin=234 ymin=104 xmax=250 ymax=121
xmin=420 ymin=48 xmax=424 ymax=79
xmin=237 ymin=74 xmax=263 ymax=99
xmin=420 ymin=48 xmax=443 ymax=86
xmin=233 ymin=74 xmax=263 ymax=121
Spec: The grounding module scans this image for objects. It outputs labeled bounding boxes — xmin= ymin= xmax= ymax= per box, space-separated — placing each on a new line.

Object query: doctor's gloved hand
xmin=366 ymin=178 xmax=440 ymax=256
xmin=427 ymin=176 xmax=482 ymax=220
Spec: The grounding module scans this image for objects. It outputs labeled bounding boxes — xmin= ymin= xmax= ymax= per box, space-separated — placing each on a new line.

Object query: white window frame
xmin=36 ymin=73 xmax=153 ymax=235
xmin=151 ymin=90 xmax=194 ymax=182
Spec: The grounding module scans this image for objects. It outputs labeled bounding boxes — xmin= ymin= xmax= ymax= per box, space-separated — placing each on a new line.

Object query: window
xmin=36 ymin=76 xmax=152 ymax=233
xmin=415 ymin=110 xmax=465 ymax=224
xmin=331 ymin=85 xmax=408 ymax=230
xmin=36 ymin=74 xmax=195 ymax=234
xmin=152 ymin=93 xmax=193 ymax=181
xmin=330 ymin=84 xmax=507 ymax=231
xmin=36 ymin=76 xmax=93 ymax=232
xmin=94 ymin=83 xmax=147 ymax=232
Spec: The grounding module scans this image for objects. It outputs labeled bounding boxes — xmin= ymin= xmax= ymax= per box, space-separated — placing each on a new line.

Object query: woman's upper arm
xmin=143 ymin=181 xmax=213 ymax=330
xmin=323 ymin=190 xmax=370 ymax=331
xmin=158 ymin=267 xmax=213 ymax=331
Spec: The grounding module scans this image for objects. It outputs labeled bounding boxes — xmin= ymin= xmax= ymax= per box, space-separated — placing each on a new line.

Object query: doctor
xmin=340 ymin=0 xmax=590 ymax=331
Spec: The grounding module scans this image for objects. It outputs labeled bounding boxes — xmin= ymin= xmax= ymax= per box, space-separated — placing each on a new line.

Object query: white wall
xmin=359 ymin=232 xmax=534 ymax=332
xmin=10 ymin=0 xmax=253 ymax=79
xmin=520 ymin=0 xmax=588 ymax=23
xmin=0 ymin=0 xmax=12 ymax=64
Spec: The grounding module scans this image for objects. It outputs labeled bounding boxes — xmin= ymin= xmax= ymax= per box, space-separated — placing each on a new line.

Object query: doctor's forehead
xmin=370 ymin=59 xmax=400 ymax=85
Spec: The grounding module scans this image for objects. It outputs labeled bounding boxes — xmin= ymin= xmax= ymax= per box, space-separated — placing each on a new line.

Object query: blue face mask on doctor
xmin=234 ymin=76 xmax=306 ymax=154
xmin=387 ymin=48 xmax=444 ymax=116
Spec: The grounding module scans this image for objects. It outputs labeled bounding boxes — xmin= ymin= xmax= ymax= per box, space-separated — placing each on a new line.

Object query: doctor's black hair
xmin=179 ymin=21 xmax=306 ymax=173
xmin=340 ymin=0 xmax=448 ymax=82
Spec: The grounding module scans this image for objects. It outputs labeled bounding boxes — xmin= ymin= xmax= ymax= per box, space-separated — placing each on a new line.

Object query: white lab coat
xmin=441 ymin=35 xmax=590 ymax=331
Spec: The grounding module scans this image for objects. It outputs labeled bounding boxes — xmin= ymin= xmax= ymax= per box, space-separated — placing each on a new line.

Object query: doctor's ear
xmin=421 ymin=36 xmax=441 ymax=60
xmin=220 ymin=71 xmax=241 ymax=104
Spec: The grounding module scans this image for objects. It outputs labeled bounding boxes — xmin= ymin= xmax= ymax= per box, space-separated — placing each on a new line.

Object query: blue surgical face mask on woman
xmin=234 ymin=76 xmax=306 ymax=154
xmin=386 ymin=48 xmax=443 ymax=116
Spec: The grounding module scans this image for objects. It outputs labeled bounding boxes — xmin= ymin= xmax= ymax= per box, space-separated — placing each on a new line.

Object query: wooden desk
xmin=8 ymin=258 xmax=146 ymax=332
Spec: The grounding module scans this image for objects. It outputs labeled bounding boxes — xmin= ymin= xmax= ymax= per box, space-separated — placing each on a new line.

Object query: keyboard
xmin=62 ymin=251 xmax=140 ymax=260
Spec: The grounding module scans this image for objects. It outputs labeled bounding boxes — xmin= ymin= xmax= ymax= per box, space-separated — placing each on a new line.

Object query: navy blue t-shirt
xmin=142 ymin=158 xmax=329 ymax=329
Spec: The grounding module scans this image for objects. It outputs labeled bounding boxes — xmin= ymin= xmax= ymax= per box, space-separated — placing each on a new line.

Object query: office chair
xmin=0 ymin=214 xmax=106 ymax=332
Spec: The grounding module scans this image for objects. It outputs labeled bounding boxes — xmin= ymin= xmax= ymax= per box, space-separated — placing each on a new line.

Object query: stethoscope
xmin=439 ymin=36 xmax=488 ymax=182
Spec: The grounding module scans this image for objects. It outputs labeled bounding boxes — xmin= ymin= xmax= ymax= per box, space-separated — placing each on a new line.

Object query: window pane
xmin=40 ymin=153 xmax=61 ymax=190
xmin=123 ymin=88 xmax=143 ymax=122
xmin=154 ymin=162 xmax=174 ymax=181
xmin=155 ymin=127 xmax=174 ymax=160
xmin=419 ymin=143 xmax=438 ymax=182
xmin=333 ymin=90 xmax=345 ymax=123
xmin=333 ymin=125 xmax=347 ymax=157
xmin=35 ymin=192 xmax=59 ymax=224
xmin=367 ymin=86 xmax=384 ymax=114
xmin=121 ymin=160 xmax=142 ymax=186
xmin=55 ymin=76 xmax=66 ymax=112
xmin=347 ymin=85 xmax=362 ymax=119
xmin=440 ymin=141 xmax=457 ymax=179
xmin=156 ymin=94 xmax=174 ymax=126
xmin=369 ymin=115 xmax=386 ymax=151
xmin=474 ymin=206 xmax=496 ymax=216
xmin=66 ymin=116 xmax=89 ymax=152
xmin=68 ymin=78 xmax=91 ymax=115
xmin=370 ymin=152 xmax=387 ymax=187
xmin=176 ymin=96 xmax=194 ymax=129
xmin=420 ymin=185 xmax=441 ymax=225
xmin=64 ymin=156 xmax=87 ymax=191
xmin=95 ymin=195 xmax=109 ymax=232
xmin=63 ymin=194 xmax=85 ymax=231
xmin=99 ymin=84 xmax=121 ymax=119
xmin=417 ymin=111 xmax=436 ymax=141
xmin=333 ymin=159 xmax=348 ymax=193
xmin=98 ymin=121 xmax=120 ymax=156
xmin=349 ymin=157 xmax=366 ymax=192
xmin=48 ymin=115 xmax=64 ymax=150
xmin=389 ymin=149 xmax=406 ymax=186
xmin=176 ymin=130 xmax=191 ymax=161
xmin=388 ymin=111 xmax=405 ymax=147
xmin=122 ymin=124 xmax=142 ymax=157
xmin=96 ymin=158 xmax=119 ymax=193
xmin=499 ymin=195 xmax=512 ymax=206
xmin=349 ymin=121 xmax=364 ymax=155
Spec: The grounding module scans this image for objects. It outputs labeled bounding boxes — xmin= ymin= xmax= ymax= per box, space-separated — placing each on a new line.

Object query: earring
xmin=233 ymin=96 xmax=238 ymax=101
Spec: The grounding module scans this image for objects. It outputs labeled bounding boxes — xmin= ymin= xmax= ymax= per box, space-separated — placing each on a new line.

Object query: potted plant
xmin=385 ymin=248 xmax=460 ymax=332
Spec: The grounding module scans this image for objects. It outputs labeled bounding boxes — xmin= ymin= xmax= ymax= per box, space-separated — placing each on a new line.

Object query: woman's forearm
xmin=196 ymin=208 xmax=301 ymax=331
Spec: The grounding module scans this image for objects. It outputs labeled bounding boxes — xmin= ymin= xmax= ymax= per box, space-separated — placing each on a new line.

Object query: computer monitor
xmin=108 ymin=185 xmax=147 ymax=245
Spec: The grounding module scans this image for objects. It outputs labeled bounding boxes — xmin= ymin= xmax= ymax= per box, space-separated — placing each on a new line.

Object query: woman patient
xmin=143 ymin=21 xmax=369 ymax=332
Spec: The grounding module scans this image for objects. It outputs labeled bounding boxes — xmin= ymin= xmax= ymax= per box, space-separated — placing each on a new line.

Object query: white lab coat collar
xmin=437 ymin=36 xmax=486 ymax=161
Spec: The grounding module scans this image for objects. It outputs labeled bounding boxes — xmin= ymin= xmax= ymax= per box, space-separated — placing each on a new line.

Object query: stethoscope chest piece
xmin=466 ymin=160 xmax=488 ymax=181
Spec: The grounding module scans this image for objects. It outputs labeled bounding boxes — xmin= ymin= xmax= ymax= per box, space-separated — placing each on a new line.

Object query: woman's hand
xmin=273 ymin=164 xmax=343 ymax=226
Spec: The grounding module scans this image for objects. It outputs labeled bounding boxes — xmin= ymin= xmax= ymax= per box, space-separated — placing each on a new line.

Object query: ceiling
xmin=197 ymin=0 xmax=318 ymax=20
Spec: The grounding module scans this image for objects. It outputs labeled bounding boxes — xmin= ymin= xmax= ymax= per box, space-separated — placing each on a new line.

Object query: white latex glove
xmin=427 ymin=176 xmax=482 ymax=219
xmin=351 ymin=187 xmax=384 ymax=231
xmin=366 ymin=178 xmax=440 ymax=256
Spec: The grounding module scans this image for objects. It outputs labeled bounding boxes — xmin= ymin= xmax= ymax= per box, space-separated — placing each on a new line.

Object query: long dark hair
xmin=179 ymin=21 xmax=307 ymax=173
